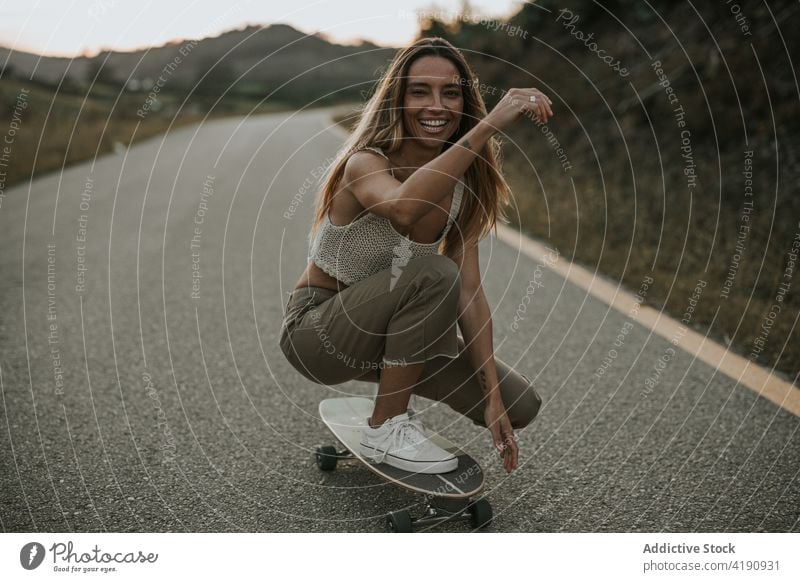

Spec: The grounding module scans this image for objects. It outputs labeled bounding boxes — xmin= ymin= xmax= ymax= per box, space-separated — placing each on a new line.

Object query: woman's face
xmin=402 ymin=55 xmax=464 ymax=150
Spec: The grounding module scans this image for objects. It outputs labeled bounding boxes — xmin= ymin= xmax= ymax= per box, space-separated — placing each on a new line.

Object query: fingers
xmin=504 ymin=434 xmax=518 ymax=473
xmin=508 ymin=435 xmax=519 ymax=472
xmin=530 ymin=92 xmax=553 ymax=123
xmin=495 ymin=429 xmax=519 ymax=473
xmin=513 ymin=88 xmax=554 ymax=123
xmin=540 ymin=96 xmax=554 ymax=120
xmin=505 ymin=427 xmax=518 ymax=472
xmin=487 ymin=411 xmax=520 ymax=472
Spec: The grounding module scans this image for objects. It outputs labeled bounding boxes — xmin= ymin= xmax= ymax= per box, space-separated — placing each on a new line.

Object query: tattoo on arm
xmin=459 ymin=138 xmax=473 ymax=152
xmin=477 ymin=369 xmax=489 ymax=395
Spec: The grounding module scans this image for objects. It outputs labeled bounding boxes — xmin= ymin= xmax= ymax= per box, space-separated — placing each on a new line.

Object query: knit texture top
xmin=307 ymin=147 xmax=464 ymax=286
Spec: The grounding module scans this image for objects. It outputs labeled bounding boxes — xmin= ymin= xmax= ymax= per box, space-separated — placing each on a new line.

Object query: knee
xmin=410 ymin=254 xmax=460 ymax=291
xmin=506 ymin=379 xmax=542 ymax=429
xmin=429 ymin=253 xmax=460 ymax=281
xmin=278 ymin=325 xmax=291 ymax=358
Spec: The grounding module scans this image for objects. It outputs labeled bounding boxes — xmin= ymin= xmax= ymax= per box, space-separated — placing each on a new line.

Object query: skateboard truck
xmin=314 ymin=445 xmax=355 ymax=471
xmin=315 ymin=444 xmax=493 ymax=532
xmin=387 ymin=497 xmax=493 ymax=533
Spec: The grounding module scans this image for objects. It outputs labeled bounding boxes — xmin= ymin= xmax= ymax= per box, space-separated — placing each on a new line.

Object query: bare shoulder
xmin=339 ymin=148 xmax=399 ymax=219
xmin=342 ymin=149 xmax=392 ymax=186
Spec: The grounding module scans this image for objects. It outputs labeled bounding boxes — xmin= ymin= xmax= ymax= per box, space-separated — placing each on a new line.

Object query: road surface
xmin=1 ymin=108 xmax=797 ymax=532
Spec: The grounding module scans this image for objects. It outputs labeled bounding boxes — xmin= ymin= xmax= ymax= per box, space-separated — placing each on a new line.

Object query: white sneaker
xmin=359 ymin=411 xmax=458 ymax=474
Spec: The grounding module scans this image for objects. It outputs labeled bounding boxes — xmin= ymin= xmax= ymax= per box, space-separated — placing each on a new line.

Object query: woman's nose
xmin=427 ymin=92 xmax=445 ymax=111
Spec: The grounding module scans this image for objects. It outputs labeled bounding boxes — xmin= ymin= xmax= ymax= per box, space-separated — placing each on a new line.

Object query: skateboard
xmin=316 ymin=397 xmax=492 ymax=532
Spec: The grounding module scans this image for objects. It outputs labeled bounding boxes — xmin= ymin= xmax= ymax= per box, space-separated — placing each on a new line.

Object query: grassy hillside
xmin=0 ymin=77 xmax=288 ymax=187
xmin=0 ymin=24 xmax=393 ymax=104
xmin=0 ymin=23 xmax=392 ymax=188
xmin=420 ymin=0 xmax=799 ymax=381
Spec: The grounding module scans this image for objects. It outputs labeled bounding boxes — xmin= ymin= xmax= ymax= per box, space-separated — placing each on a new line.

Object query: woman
xmin=279 ymin=37 xmax=553 ymax=475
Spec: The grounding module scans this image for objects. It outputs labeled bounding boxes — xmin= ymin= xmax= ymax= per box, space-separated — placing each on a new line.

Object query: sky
xmin=1 ymin=0 xmax=524 ymax=57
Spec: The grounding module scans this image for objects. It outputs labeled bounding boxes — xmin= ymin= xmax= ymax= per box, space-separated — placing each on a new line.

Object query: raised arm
xmin=341 ymin=122 xmax=493 ymax=228
xmin=342 ymin=87 xmax=554 ymax=228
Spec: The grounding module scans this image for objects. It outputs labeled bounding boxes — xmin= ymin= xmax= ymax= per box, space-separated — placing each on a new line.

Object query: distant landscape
xmin=1 ymin=0 xmax=797 ymax=380
xmin=0 ymin=24 xmax=391 ymax=185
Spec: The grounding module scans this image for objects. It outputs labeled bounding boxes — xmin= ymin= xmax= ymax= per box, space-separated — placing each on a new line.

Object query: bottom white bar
xmin=1 ymin=533 xmax=797 ymax=581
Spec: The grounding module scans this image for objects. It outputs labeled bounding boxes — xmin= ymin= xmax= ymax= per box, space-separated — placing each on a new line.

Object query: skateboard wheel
xmin=315 ymin=445 xmax=338 ymax=471
xmin=386 ymin=510 xmax=413 ymax=533
xmin=469 ymin=498 xmax=493 ymax=530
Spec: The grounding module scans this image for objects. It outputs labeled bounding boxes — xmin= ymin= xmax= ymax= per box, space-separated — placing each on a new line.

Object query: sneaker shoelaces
xmin=370 ymin=414 xmax=427 ymax=465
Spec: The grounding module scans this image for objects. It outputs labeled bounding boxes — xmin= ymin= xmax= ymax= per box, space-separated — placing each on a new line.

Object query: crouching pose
xmin=280 ymin=37 xmax=553 ymax=474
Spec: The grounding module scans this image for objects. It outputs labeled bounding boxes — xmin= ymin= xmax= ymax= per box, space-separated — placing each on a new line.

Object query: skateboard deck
xmin=318 ymin=397 xmax=484 ymax=499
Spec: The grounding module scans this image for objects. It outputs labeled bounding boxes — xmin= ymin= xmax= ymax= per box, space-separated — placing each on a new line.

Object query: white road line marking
xmin=494 ymin=223 xmax=800 ymax=418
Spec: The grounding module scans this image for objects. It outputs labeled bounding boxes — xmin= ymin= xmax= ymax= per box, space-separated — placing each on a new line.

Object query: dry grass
xmin=0 ymin=79 xmax=287 ymax=187
xmin=501 ymin=126 xmax=798 ymax=383
xmin=418 ymin=0 xmax=800 ymax=382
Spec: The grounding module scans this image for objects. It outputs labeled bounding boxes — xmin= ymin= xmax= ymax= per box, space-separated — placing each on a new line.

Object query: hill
xmin=0 ymin=24 xmax=393 ymax=187
xmin=420 ymin=0 xmax=799 ymax=380
xmin=1 ymin=24 xmax=393 ymax=103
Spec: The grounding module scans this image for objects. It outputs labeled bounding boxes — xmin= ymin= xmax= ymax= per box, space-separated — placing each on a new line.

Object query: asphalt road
xmin=1 ymin=108 xmax=797 ymax=532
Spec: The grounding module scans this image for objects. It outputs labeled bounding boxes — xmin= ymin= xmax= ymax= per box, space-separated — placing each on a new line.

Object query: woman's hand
xmin=483 ymin=397 xmax=519 ymax=473
xmin=482 ymin=88 xmax=554 ymax=132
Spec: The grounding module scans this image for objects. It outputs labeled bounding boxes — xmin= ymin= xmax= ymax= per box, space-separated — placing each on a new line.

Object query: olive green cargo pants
xmin=279 ymin=254 xmax=541 ymax=429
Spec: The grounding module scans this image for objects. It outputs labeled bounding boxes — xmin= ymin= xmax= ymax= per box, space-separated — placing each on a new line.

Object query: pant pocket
xmin=280 ymin=295 xmax=320 ymax=360
xmin=284 ymin=295 xmax=316 ymax=327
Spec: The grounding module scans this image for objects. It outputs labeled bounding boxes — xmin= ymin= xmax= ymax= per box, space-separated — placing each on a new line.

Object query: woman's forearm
xmin=456 ymin=286 xmax=503 ymax=402
xmin=393 ymin=121 xmax=496 ymax=225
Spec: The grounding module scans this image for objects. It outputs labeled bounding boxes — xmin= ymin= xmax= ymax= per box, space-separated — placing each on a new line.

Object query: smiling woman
xmin=280 ymin=37 xmax=551 ymax=476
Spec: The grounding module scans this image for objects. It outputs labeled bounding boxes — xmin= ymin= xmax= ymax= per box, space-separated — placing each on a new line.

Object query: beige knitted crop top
xmin=307 ymin=147 xmax=464 ymax=286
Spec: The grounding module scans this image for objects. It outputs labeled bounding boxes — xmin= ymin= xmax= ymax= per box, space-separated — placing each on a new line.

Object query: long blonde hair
xmin=310 ymin=37 xmax=512 ymax=257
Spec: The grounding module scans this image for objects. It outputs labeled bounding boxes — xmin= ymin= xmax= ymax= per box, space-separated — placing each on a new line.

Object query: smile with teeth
xmin=418 ymin=119 xmax=449 ymax=134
